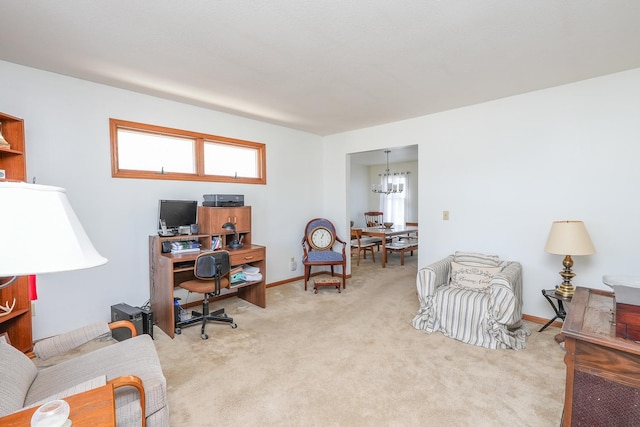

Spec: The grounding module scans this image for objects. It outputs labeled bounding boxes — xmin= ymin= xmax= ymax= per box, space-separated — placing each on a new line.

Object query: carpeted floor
xmin=155 ymin=251 xmax=567 ymax=426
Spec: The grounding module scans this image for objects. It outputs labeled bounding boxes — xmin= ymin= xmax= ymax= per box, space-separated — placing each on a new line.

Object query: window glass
xmin=118 ymin=129 xmax=195 ymax=173
xmin=110 ymin=118 xmax=266 ymax=184
xmin=204 ymin=141 xmax=259 ymax=178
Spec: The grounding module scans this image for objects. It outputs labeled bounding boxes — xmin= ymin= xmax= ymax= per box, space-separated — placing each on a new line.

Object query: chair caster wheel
xmin=231 ymin=323 xmax=238 ymax=329
xmin=201 ymin=333 xmax=208 ymax=340
xmin=175 ymin=328 xmax=181 ymax=335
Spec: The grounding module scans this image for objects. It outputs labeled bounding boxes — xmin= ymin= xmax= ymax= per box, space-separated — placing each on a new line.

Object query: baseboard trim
xmin=524 ymin=313 xmax=563 ymax=328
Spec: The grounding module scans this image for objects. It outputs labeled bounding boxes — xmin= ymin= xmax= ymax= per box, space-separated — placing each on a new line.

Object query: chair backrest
xmin=364 ymin=212 xmax=383 ymax=227
xmin=304 ymin=218 xmax=337 ymax=237
xmin=194 ymin=251 xmax=230 ymax=280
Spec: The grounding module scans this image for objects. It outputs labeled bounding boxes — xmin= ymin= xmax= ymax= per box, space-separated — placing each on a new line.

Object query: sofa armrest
xmin=34 ymin=322 xmax=111 ymax=361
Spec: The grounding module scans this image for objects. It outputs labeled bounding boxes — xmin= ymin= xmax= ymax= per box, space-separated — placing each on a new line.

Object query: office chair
xmin=176 ymin=251 xmax=237 ymax=340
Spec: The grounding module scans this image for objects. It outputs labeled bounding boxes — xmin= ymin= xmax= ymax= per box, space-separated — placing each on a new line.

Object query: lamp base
xmin=555 ymin=283 xmax=575 ymax=298
xmin=555 ymin=255 xmax=576 ymax=298
xmin=228 ymin=241 xmax=244 ymax=250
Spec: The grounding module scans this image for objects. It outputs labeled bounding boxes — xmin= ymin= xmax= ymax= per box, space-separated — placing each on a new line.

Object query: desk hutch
xmin=0 ymin=111 xmax=33 ymax=354
xmin=149 ymin=206 xmax=265 ymax=338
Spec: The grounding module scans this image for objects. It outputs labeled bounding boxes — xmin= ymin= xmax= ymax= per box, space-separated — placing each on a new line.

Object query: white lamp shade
xmin=544 ymin=220 xmax=596 ymax=256
xmin=0 ymin=182 xmax=107 ymax=276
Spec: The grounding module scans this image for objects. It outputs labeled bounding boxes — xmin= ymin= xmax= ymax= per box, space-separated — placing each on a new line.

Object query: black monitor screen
xmin=158 ymin=200 xmax=197 ymax=230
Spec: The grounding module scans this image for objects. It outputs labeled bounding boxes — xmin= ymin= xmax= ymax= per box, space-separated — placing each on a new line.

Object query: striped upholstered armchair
xmin=411 ymin=251 xmax=530 ymax=350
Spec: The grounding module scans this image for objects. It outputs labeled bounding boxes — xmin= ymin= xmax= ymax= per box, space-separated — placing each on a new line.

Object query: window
xmin=379 ymin=173 xmax=409 ymax=226
xmin=110 ymin=118 xmax=266 ymax=184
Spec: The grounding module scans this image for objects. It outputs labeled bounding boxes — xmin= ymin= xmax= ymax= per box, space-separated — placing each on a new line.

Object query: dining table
xmin=360 ymin=225 xmax=418 ymax=267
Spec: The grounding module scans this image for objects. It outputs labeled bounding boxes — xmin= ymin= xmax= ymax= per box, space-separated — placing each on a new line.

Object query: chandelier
xmin=371 ymin=150 xmax=408 ymax=195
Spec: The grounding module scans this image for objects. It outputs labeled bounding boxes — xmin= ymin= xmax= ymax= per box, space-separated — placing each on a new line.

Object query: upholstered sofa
xmin=411 ymin=251 xmax=530 ymax=350
xmin=0 ymin=321 xmax=169 ymax=426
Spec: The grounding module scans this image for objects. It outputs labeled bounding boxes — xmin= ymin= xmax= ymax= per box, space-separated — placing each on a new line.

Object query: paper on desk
xmin=603 ymin=274 xmax=640 ymax=306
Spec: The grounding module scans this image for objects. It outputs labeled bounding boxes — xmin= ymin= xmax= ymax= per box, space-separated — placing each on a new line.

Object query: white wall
xmin=348 ymin=161 xmax=370 ymax=228
xmin=3 ymin=58 xmax=640 ymax=337
xmin=0 ymin=60 xmax=324 ymax=339
xmin=326 ymin=68 xmax=640 ymax=321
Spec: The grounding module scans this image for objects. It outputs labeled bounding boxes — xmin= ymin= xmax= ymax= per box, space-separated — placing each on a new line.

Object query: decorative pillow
xmin=450 ymin=261 xmax=501 ymax=290
xmin=453 ymin=251 xmax=500 ymax=267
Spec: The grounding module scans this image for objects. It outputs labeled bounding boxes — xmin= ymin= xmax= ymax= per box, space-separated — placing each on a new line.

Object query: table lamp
xmin=222 ymin=222 xmax=243 ymax=249
xmin=0 ymin=182 xmax=107 ymax=295
xmin=544 ymin=220 xmax=595 ymax=298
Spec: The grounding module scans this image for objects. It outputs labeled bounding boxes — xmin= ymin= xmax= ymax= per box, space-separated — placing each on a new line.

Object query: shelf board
xmin=0 ymin=308 xmax=29 ymax=324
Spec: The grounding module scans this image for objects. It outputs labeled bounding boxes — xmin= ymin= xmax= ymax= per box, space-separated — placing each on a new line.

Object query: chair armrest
xmin=110 ymin=320 xmax=138 ymax=338
xmin=333 ymin=237 xmax=347 ymax=256
xmin=109 ymin=375 xmax=146 ymax=427
xmin=34 ymin=321 xmax=111 ymax=361
xmin=489 ymin=261 xmax=523 ymax=326
xmin=412 ymin=255 xmax=454 ymax=331
xmin=417 ymin=255 xmax=454 ymax=297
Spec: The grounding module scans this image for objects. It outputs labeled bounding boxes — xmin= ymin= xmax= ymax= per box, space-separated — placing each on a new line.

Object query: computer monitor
xmin=158 ymin=200 xmax=197 ymax=231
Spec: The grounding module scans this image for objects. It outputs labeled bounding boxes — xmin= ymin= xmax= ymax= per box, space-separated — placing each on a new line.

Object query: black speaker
xmin=161 ymin=241 xmax=171 ymax=253
xmin=110 ymin=303 xmax=143 ymax=341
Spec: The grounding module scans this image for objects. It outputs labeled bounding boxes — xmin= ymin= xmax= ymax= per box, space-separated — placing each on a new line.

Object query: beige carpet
xmin=155 ymin=252 xmax=567 ymax=426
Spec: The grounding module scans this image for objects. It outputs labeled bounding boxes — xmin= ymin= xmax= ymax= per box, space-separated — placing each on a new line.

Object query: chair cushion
xmin=0 ymin=340 xmax=38 ymax=416
xmin=450 ymin=261 xmax=501 ymax=290
xmin=453 ymin=251 xmax=500 ymax=267
xmin=307 ymin=251 xmax=344 ymax=262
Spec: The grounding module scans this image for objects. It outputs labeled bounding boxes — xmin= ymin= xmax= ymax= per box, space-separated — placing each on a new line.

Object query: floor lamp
xmin=0 ymin=182 xmax=107 ymax=297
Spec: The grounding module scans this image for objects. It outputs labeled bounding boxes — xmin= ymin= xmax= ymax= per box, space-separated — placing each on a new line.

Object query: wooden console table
xmin=0 ymin=384 xmax=116 ymax=426
xmin=561 ymin=286 xmax=640 ymax=426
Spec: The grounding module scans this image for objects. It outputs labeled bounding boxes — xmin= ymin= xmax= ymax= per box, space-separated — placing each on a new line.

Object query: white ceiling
xmin=1 ymin=1 xmax=640 ymax=136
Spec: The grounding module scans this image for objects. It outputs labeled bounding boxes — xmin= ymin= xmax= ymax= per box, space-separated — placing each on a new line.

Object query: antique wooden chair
xmin=302 ymin=218 xmax=347 ymax=291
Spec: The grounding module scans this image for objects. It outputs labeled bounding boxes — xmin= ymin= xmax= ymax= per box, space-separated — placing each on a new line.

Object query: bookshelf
xmin=0 ymin=111 xmax=33 ymax=354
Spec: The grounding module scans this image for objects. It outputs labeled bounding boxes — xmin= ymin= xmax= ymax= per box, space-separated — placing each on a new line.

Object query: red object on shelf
xmin=28 ymin=275 xmax=37 ymax=300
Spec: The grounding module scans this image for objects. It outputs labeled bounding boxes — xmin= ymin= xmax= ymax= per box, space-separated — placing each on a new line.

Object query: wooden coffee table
xmin=0 ymin=383 xmax=116 ymax=426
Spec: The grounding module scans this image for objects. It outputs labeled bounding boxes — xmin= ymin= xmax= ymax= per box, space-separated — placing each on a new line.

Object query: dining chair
xmin=350 ymin=228 xmax=376 ymax=266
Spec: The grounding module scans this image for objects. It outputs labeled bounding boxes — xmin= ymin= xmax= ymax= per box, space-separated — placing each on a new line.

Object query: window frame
xmin=109 ymin=118 xmax=266 ymax=184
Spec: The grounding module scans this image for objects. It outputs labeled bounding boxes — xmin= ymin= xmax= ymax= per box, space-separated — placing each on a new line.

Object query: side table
xmin=0 ymin=383 xmax=116 ymax=426
xmin=539 ymin=289 xmax=572 ymax=332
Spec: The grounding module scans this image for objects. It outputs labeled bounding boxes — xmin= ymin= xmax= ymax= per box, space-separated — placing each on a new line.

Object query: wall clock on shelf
xmin=308 ymin=225 xmax=335 ymax=250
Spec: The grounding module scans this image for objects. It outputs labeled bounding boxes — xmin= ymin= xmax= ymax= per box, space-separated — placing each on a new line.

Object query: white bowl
xmin=31 ymin=400 xmax=70 ymax=427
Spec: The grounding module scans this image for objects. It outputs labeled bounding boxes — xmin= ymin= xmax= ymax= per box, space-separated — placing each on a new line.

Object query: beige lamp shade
xmin=0 ymin=181 xmax=107 ymax=277
xmin=544 ymin=220 xmax=596 ymax=256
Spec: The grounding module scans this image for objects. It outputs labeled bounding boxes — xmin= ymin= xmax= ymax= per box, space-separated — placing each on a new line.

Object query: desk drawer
xmin=230 ymin=247 xmax=264 ymax=266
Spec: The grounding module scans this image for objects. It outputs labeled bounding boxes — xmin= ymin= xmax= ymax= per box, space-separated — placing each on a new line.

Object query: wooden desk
xmin=149 ymin=234 xmax=266 ymax=338
xmin=561 ymin=286 xmax=640 ymax=426
xmin=361 ymin=225 xmax=418 ymax=267
xmin=0 ymin=384 xmax=116 ymax=426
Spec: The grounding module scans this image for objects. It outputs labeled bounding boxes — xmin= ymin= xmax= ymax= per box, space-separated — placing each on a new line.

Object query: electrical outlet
xmin=289 ymin=257 xmax=298 ymax=271
xmin=443 ymin=210 xmax=450 ymax=220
